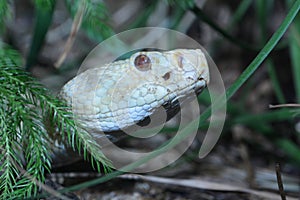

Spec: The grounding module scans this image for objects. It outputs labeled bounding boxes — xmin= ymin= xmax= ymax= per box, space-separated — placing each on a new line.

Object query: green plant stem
xmin=276 ymin=139 xmax=300 ymax=164
xmin=190 ymin=4 xmax=289 ymax=51
xmin=227 ymin=0 xmax=252 ymax=30
xmin=267 ymin=60 xmax=286 ymax=103
xmin=129 ymin=0 xmax=159 ymax=29
xmin=255 ymin=0 xmax=285 ymax=103
xmin=25 ymin=2 xmax=56 ymax=70
xmin=190 ymin=5 xmax=259 ymax=51
xmin=225 ymin=0 xmax=299 ymax=101
xmin=289 ymin=16 xmax=300 ymax=102
xmin=169 ymin=6 xmax=186 ymax=29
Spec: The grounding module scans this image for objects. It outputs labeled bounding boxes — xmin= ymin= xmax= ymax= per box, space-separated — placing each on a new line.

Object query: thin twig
xmin=269 ymin=104 xmax=300 ymax=108
xmin=275 ymin=163 xmax=286 ymax=200
xmin=54 ymin=1 xmax=86 ymax=68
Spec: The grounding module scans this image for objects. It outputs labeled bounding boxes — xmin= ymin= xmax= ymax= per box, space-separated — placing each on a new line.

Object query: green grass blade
xmin=227 ymin=0 xmax=252 ymax=30
xmin=267 ymin=60 xmax=286 ymax=103
xmin=289 ymin=13 xmax=300 ymax=102
xmin=276 ymin=139 xmax=300 ymax=164
xmin=255 ymin=0 xmax=274 ymax=41
xmin=129 ymin=0 xmax=159 ymax=29
xmin=190 ymin=5 xmax=259 ymax=51
xmin=225 ymin=0 xmax=299 ymax=100
xmin=25 ymin=1 xmax=56 ymax=70
xmin=0 ymin=0 xmax=10 ymax=31
xmin=168 ymin=6 xmax=186 ymax=29
xmin=255 ymin=0 xmax=286 ymax=103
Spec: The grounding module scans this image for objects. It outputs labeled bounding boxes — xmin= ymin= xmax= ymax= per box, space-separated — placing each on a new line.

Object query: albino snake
xmin=59 ymin=49 xmax=209 ymax=137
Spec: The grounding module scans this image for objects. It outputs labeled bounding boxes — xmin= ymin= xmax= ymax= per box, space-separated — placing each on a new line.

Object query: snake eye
xmin=134 ymin=54 xmax=151 ymax=71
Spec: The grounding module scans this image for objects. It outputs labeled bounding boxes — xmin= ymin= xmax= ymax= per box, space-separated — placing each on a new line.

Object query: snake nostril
xmin=177 ymin=56 xmax=183 ymax=69
xmin=162 ymin=72 xmax=171 ymax=80
xmin=187 ymin=77 xmax=194 ymax=81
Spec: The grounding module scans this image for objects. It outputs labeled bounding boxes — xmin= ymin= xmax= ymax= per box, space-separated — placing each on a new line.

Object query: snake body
xmin=60 ymin=49 xmax=209 ymax=134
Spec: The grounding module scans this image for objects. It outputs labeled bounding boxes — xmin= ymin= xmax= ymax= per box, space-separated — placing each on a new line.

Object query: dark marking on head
xmin=162 ymin=72 xmax=171 ymax=80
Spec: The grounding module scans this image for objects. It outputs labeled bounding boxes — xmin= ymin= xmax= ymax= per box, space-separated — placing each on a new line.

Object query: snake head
xmin=60 ymin=49 xmax=209 ymax=133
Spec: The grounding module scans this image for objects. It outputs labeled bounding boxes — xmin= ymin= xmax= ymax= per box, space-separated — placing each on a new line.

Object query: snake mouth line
xmin=166 ymin=77 xmax=207 ymax=107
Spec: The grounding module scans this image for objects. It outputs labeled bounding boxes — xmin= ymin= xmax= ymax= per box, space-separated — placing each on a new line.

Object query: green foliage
xmin=0 ymin=44 xmax=112 ymax=199
xmin=1 ymin=0 xmax=299 ymax=197
xmin=255 ymin=0 xmax=285 ymax=104
xmin=64 ymin=0 xmax=114 ymax=41
xmin=289 ymin=11 xmax=300 ymax=102
xmin=227 ymin=0 xmax=252 ymax=30
xmin=26 ymin=0 xmax=115 ymax=69
xmin=40 ymin=1 xmax=300 ymax=196
xmin=0 ymin=0 xmax=112 ymax=199
xmin=0 ymin=45 xmax=50 ymax=198
xmin=0 ymin=0 xmax=116 ymax=197
xmin=0 ymin=0 xmax=10 ymax=30
xmin=33 ymin=0 xmax=56 ymax=10
xmin=129 ymin=0 xmax=159 ymax=28
xmin=26 ymin=0 xmax=56 ymax=69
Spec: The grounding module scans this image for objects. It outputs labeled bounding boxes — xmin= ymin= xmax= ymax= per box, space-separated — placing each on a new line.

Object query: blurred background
xmin=1 ymin=0 xmax=300 ymax=199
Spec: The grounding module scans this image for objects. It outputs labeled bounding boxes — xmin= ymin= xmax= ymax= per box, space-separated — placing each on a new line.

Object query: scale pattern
xmin=60 ymin=49 xmax=209 ymax=132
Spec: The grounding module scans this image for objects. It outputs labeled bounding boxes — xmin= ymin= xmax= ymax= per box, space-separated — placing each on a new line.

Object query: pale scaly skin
xmin=60 ymin=49 xmax=209 ymax=133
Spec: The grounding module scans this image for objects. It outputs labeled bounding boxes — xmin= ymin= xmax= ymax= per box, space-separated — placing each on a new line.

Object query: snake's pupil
xmin=134 ymin=54 xmax=151 ymax=71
